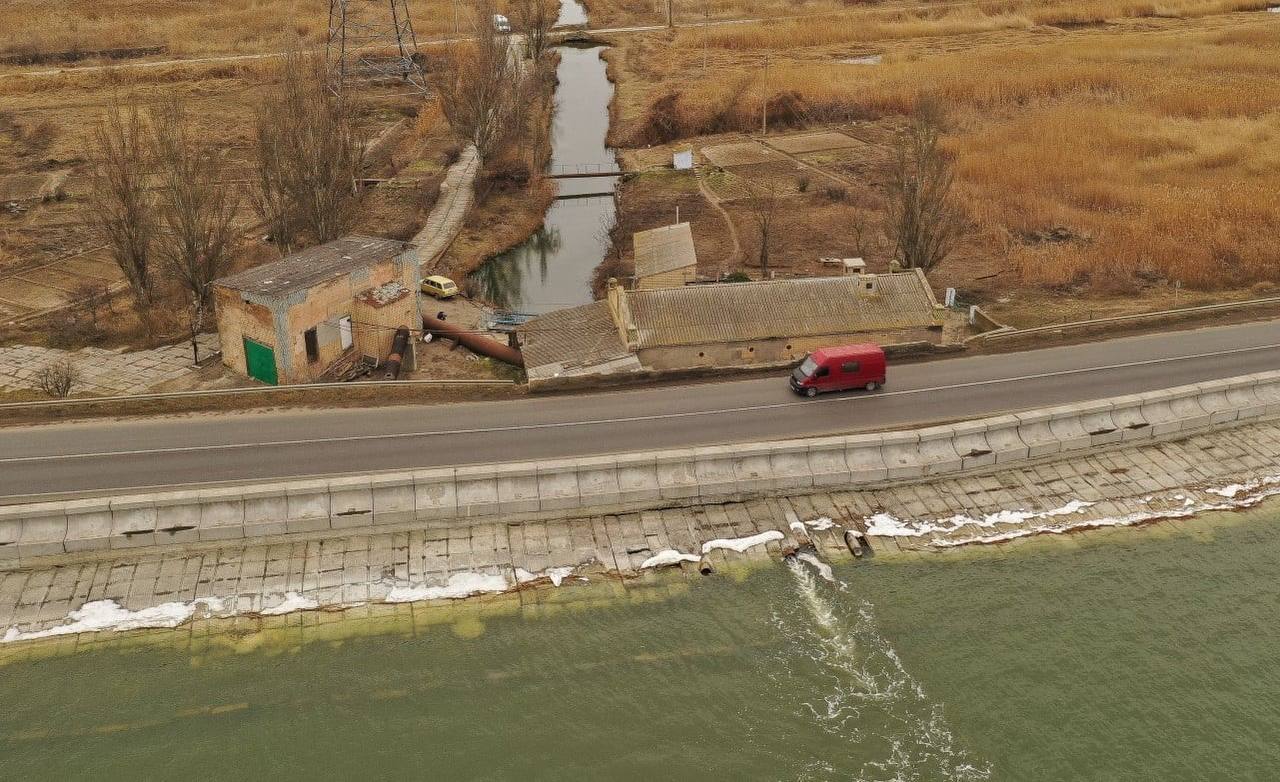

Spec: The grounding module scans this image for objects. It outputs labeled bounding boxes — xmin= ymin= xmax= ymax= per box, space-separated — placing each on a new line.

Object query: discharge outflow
xmin=781 ymin=554 xmax=991 ymax=780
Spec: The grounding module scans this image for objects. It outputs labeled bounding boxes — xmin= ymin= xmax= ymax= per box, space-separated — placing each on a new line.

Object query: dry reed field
xmin=608 ymin=4 xmax=1280 ymax=303
xmin=0 ymin=0 xmax=459 ymax=61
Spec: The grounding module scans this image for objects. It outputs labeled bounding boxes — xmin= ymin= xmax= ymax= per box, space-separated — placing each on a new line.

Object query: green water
xmin=5 ymin=510 xmax=1280 ymax=780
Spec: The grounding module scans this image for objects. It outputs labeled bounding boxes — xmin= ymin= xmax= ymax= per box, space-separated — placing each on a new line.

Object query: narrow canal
xmin=468 ymin=34 xmax=618 ymax=314
xmin=7 ymin=505 xmax=1280 ymax=779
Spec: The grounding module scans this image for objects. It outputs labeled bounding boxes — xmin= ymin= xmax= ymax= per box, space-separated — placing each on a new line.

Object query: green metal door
xmin=243 ymin=338 xmax=278 ymax=385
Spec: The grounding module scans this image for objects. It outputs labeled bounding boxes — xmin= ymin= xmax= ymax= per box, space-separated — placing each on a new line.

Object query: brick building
xmin=212 ymin=236 xmax=419 ymax=385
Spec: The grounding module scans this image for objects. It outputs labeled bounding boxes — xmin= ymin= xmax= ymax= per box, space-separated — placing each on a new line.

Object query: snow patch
xmin=1206 ymin=475 xmax=1280 ymax=498
xmin=701 ymin=530 xmax=784 ymax=554
xmin=3 ymin=598 xmax=224 ymax=643
xmin=865 ymin=499 xmax=1095 ymax=538
xmin=932 ymin=474 xmax=1280 ymax=547
xmin=260 ymin=592 xmax=319 ymax=616
xmin=640 ymin=549 xmax=701 ymax=569
xmin=545 ymin=567 xmax=574 ymax=586
xmin=806 ymin=517 xmax=837 ymax=531
xmin=384 ymin=572 xmax=511 ymax=603
xmin=514 ymin=566 xmax=576 ymax=586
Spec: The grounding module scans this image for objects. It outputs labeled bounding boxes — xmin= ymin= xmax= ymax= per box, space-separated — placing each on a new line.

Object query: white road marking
xmin=1 ymin=342 xmax=1274 ymax=465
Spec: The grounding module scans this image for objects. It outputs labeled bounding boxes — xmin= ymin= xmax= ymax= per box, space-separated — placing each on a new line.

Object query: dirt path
xmin=695 ymin=168 xmax=743 ymax=266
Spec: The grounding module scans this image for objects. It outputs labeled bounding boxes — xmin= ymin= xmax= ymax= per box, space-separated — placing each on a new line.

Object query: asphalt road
xmin=2 ymin=320 xmax=1279 ymax=500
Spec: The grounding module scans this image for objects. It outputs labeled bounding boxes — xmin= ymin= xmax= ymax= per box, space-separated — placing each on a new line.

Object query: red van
xmin=789 ymin=344 xmax=886 ymax=397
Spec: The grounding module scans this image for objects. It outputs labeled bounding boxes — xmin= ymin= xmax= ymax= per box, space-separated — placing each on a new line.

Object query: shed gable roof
xmin=633 ymin=222 xmax=696 ymax=280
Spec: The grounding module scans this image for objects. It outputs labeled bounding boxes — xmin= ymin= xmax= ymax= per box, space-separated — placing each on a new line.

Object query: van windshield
xmin=797 ymin=356 xmax=818 ymax=377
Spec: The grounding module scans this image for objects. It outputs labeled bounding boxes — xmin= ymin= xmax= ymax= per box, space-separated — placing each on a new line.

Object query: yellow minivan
xmin=420 ymin=275 xmax=459 ymax=299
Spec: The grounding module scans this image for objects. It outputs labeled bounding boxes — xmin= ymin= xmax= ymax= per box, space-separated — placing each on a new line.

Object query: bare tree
xmin=743 ymin=178 xmax=783 ymax=278
xmin=87 ymin=100 xmax=156 ymax=329
xmin=884 ymin=97 xmax=964 ymax=272
xmin=250 ymin=48 xmax=366 ymax=254
xmin=432 ymin=0 xmax=521 ymax=162
xmin=72 ymin=280 xmax=113 ymax=335
xmin=511 ymin=0 xmax=556 ymax=62
xmin=36 ymin=357 xmax=79 ymax=398
xmin=148 ymin=98 xmax=240 ymax=365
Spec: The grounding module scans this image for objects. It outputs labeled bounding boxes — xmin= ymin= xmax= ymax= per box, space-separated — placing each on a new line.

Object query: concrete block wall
xmin=4 ymin=370 xmax=1280 ymax=568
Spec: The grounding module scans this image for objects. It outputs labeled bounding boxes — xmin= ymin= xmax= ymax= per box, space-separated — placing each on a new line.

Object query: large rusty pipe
xmin=422 ymin=313 xmax=524 ymax=367
xmin=383 ymin=326 xmax=411 ymax=379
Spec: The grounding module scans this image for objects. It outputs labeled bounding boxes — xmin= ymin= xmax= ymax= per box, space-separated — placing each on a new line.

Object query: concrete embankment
xmin=3 ymin=370 xmax=1279 ymax=568
xmin=6 ymin=416 xmax=1280 ymax=645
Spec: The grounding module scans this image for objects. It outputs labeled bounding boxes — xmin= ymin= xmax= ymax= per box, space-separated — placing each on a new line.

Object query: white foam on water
xmin=2 ymin=597 xmax=225 ymax=643
xmin=806 ymin=517 xmax=837 ymax=531
xmin=260 ymin=592 xmax=319 ymax=616
xmin=795 ymin=552 xmax=836 ymax=583
xmin=780 ymin=558 xmax=990 ymax=779
xmin=702 ymin=530 xmax=784 ymax=554
xmin=384 ymin=572 xmax=511 ymax=603
xmin=640 ymin=549 xmax=701 ymax=569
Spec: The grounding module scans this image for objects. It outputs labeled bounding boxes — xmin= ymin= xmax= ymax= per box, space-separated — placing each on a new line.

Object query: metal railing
xmin=968 ymin=295 xmax=1280 ymax=342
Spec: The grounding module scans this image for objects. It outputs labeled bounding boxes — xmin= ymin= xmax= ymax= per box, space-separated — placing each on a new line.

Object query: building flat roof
xmin=214 ymin=236 xmax=411 ymax=299
xmin=633 ymin=222 xmax=696 ymax=280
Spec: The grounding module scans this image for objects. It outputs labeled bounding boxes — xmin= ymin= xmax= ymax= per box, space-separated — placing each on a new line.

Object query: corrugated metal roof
xmin=633 ymin=223 xmax=697 ymax=280
xmin=519 ymin=300 xmax=632 ymax=373
xmin=214 ymin=235 xmax=410 ymax=298
xmin=627 ymin=273 xmax=937 ymax=349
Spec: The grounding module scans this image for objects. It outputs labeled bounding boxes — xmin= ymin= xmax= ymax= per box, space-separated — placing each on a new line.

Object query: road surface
xmin=1 ymin=320 xmax=1278 ymax=500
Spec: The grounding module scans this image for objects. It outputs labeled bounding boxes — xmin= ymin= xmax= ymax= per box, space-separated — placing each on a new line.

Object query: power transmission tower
xmin=327 ymin=0 xmax=429 ymax=95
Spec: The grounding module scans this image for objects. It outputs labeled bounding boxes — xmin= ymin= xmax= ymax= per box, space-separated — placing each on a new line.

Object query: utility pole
xmin=702 ymin=0 xmax=708 ymax=73
xmin=761 ymin=51 xmax=769 ymax=136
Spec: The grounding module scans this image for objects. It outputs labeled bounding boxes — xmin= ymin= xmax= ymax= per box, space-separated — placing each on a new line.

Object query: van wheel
xmin=865 ymin=381 xmax=878 ymax=392
xmin=805 ymin=387 xmax=818 ymax=398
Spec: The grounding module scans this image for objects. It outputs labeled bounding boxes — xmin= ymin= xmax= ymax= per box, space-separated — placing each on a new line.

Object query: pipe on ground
xmin=422 ymin=313 xmax=524 ymax=367
xmin=383 ymin=326 xmax=411 ymax=379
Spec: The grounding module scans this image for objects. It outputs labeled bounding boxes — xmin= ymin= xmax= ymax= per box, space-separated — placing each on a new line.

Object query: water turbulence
xmin=779 ymin=555 xmax=990 ymax=780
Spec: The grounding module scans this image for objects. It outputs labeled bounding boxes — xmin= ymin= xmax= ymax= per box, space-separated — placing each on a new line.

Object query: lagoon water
xmin=468 ymin=45 xmax=618 ymax=315
xmin=6 ymin=507 xmax=1280 ymax=779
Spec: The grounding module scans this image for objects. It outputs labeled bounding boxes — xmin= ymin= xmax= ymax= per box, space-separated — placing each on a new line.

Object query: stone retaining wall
xmin=4 ymin=370 xmax=1279 ymax=567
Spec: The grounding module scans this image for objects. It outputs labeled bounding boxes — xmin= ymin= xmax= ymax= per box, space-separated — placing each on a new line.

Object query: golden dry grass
xmin=622 ymin=10 xmax=1280 ymax=293
xmin=0 ymin=0 xmax=460 ymax=59
xmin=693 ymin=0 xmax=1268 ymax=49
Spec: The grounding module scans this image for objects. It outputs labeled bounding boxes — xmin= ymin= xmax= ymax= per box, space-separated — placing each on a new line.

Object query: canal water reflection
xmin=469 ymin=44 xmax=618 ymax=315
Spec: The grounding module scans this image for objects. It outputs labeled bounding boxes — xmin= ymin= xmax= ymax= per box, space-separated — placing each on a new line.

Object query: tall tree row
xmin=87 ymin=52 xmax=366 ymax=360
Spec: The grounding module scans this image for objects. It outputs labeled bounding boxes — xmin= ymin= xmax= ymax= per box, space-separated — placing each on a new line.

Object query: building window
xmin=304 ymin=328 xmax=319 ymax=363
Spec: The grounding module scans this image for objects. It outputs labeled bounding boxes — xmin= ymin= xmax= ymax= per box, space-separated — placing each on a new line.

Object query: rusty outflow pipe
xmin=383 ymin=326 xmax=411 ymax=379
xmin=422 ymin=313 xmax=524 ymax=367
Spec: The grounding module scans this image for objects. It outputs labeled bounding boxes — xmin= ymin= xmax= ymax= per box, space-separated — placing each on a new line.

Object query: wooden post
xmin=761 ymin=52 xmax=769 ymax=136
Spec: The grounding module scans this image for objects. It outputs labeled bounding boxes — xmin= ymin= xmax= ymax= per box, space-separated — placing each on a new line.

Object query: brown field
xmin=605 ymin=3 xmax=1280 ymax=319
xmin=0 ymin=49 xmax=458 ymax=349
xmin=0 ymin=0 xmax=464 ymax=61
